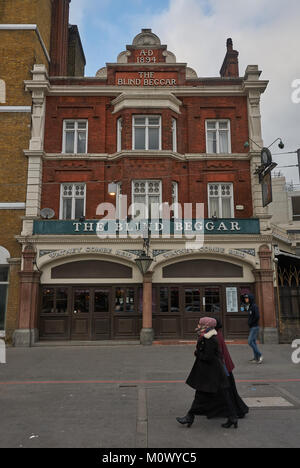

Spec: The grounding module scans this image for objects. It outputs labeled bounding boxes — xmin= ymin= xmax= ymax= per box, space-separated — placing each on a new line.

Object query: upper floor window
xmin=291 ymin=196 xmax=300 ymax=221
xmin=208 ymin=183 xmax=234 ymax=218
xmin=117 ymin=118 xmax=122 ymax=152
xmin=132 ymin=180 xmax=162 ymax=219
xmin=172 ymin=118 xmax=177 ymax=152
xmin=206 ymin=120 xmax=231 ymax=154
xmin=133 ymin=116 xmax=161 ymax=150
xmin=62 ymin=120 xmax=88 ymax=154
xmin=172 ymin=181 xmax=179 ymax=218
xmin=60 ymin=183 xmax=86 ymax=220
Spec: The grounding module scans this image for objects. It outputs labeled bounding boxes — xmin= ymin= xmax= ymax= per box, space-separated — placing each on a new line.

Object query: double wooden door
xmin=39 ymin=285 xmax=141 ymax=341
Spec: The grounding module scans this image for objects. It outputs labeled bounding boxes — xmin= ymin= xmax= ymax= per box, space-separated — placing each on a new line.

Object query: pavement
xmin=0 ymin=342 xmax=300 ymax=448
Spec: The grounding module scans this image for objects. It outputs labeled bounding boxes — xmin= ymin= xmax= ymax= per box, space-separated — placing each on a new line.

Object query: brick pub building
xmin=14 ymin=27 xmax=279 ymax=345
xmin=0 ymin=0 xmax=84 ymax=343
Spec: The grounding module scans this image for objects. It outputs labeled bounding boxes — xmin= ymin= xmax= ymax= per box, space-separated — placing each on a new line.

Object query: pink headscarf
xmin=195 ymin=317 xmax=217 ymax=338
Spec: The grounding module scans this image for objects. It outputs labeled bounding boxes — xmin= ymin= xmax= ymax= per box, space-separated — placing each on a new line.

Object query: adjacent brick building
xmin=0 ymin=0 xmax=85 ymax=342
xmin=15 ymin=27 xmax=278 ymax=345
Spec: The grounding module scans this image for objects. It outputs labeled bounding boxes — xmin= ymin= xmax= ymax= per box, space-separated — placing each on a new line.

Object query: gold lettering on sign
xmin=136 ymin=49 xmax=156 ymax=63
xmin=116 ymin=71 xmax=177 ymax=87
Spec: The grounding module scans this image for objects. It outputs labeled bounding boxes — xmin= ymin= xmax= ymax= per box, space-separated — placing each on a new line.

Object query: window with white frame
xmin=0 ymin=265 xmax=8 ymax=331
xmin=60 ymin=183 xmax=86 ymax=220
xmin=132 ymin=180 xmax=162 ymax=219
xmin=208 ymin=183 xmax=234 ymax=218
xmin=133 ymin=116 xmax=161 ymax=150
xmin=172 ymin=181 xmax=179 ymax=218
xmin=62 ymin=120 xmax=88 ymax=154
xmin=172 ymin=118 xmax=177 ymax=152
xmin=206 ymin=120 xmax=231 ymax=154
xmin=117 ymin=118 xmax=122 ymax=152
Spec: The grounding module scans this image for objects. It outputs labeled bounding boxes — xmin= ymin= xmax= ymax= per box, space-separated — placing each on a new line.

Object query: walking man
xmin=243 ymin=294 xmax=263 ymax=364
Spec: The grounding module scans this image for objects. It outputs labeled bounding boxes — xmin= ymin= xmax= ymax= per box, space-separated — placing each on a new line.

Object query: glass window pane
xmin=0 ymin=266 xmax=8 ymax=282
xmin=126 ymin=288 xmax=135 ymax=313
xmin=148 ymin=117 xmax=160 ymax=126
xmin=0 ymin=284 xmax=8 ymax=329
xmin=77 ymin=131 xmax=87 ymax=153
xmin=134 ymin=117 xmax=146 ymax=125
xmin=56 ymin=288 xmax=68 ymax=314
xmin=115 ymin=287 xmax=124 ymax=313
xmin=65 ymin=131 xmax=75 ymax=153
xmin=207 ymin=131 xmax=217 ymax=153
xmin=42 ymin=288 xmax=55 ymax=314
xmin=77 ymin=121 xmax=87 ymax=130
xmin=209 ymin=198 xmax=219 ymax=218
xmin=148 ymin=127 xmax=159 ymax=150
xmin=171 ymin=287 xmax=179 ymax=312
xmin=133 ymin=194 xmax=146 ymax=218
xmin=219 ymin=130 xmax=229 ymax=153
xmin=207 ymin=121 xmax=216 ymax=130
xmin=204 ymin=288 xmax=220 ymax=314
xmin=62 ymin=198 xmax=72 ymax=220
xmin=94 ymin=290 xmax=109 ymax=313
xmin=222 ymin=198 xmax=232 ymax=218
xmin=185 ymin=288 xmax=200 ymax=313
xmin=160 ymin=287 xmax=169 ymax=312
xmin=65 ymin=122 xmax=75 ymax=130
xmin=219 ymin=121 xmax=229 ymax=130
xmin=135 ymin=127 xmax=146 ymax=149
xmin=149 ymin=195 xmax=160 ymax=219
xmin=75 ymin=198 xmax=84 ymax=219
xmin=74 ymin=289 xmax=90 ymax=314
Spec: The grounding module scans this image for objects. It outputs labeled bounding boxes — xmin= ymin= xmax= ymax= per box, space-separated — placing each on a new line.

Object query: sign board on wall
xmin=226 ymin=287 xmax=238 ymax=313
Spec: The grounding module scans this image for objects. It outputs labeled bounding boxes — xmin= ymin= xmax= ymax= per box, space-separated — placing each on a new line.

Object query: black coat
xmin=186 ymin=331 xmax=229 ymax=394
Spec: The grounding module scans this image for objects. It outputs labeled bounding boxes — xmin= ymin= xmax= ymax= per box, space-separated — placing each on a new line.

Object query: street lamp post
xmin=135 ymin=225 xmax=155 ymax=345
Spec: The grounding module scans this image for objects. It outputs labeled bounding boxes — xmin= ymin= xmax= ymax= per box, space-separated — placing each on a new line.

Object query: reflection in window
xmin=95 ymin=290 xmax=109 ymax=313
xmin=185 ymin=288 xmax=200 ymax=313
xmin=170 ymin=287 xmax=179 ymax=312
xmin=42 ymin=288 xmax=55 ymax=314
xmin=74 ymin=289 xmax=89 ymax=314
xmin=204 ymin=288 xmax=220 ymax=314
xmin=56 ymin=288 xmax=68 ymax=314
xmin=115 ymin=287 xmax=125 ymax=312
xmin=160 ymin=287 xmax=169 ymax=313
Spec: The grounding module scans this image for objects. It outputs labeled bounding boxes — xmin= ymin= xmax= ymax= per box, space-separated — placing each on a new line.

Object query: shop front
xmin=35 ymin=246 xmax=258 ymax=342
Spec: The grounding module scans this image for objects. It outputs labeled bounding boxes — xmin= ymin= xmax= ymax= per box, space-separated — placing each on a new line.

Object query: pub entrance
xmin=39 ymin=283 xmax=251 ymax=341
xmin=39 ymin=285 xmax=142 ymax=341
xmin=153 ymin=284 xmax=251 ymax=340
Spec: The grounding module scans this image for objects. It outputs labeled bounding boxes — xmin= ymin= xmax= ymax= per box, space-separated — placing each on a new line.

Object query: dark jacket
xmin=186 ymin=330 xmax=229 ymax=394
xmin=246 ymin=294 xmax=260 ymax=328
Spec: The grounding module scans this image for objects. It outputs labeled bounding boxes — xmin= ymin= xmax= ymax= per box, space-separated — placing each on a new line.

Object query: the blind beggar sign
xmin=116 ymin=71 xmax=177 ymax=87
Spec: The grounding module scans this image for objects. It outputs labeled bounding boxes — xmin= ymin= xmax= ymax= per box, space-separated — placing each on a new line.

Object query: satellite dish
xmin=40 ymin=208 xmax=55 ymax=220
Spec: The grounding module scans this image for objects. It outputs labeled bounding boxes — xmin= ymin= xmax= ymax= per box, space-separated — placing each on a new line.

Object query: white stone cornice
xmin=111 ymin=91 xmax=182 ymax=114
xmin=0 ymin=24 xmax=50 ymax=63
xmin=0 ymin=106 xmax=31 ymax=112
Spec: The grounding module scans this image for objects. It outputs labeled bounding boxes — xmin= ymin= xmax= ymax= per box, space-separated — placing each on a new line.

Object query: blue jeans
xmin=248 ymin=326 xmax=262 ymax=360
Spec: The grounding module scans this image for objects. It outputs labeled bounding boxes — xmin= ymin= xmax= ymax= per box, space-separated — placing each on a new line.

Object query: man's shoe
xmin=249 ymin=358 xmax=257 ymax=363
xmin=257 ymin=356 xmax=264 ymax=364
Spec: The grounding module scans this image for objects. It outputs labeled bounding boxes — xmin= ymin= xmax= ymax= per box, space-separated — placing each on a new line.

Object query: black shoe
xmin=176 ymin=414 xmax=194 ymax=428
xmin=221 ymin=418 xmax=238 ymax=429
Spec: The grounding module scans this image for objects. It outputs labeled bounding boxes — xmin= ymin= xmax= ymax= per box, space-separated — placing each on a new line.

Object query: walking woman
xmin=215 ymin=319 xmax=249 ymax=419
xmin=176 ymin=317 xmax=238 ymax=429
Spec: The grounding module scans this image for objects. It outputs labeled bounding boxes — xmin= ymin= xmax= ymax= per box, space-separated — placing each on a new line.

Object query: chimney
xmin=220 ymin=38 xmax=239 ymax=78
xmin=50 ymin=0 xmax=71 ymax=76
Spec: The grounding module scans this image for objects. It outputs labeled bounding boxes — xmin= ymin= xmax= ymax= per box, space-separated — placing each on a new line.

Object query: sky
xmin=69 ymin=0 xmax=300 ymax=186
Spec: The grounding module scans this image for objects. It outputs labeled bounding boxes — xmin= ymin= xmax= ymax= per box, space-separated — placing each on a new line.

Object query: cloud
xmin=149 ymin=0 xmax=300 ymax=183
xmin=69 ymin=0 xmax=300 ymax=184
